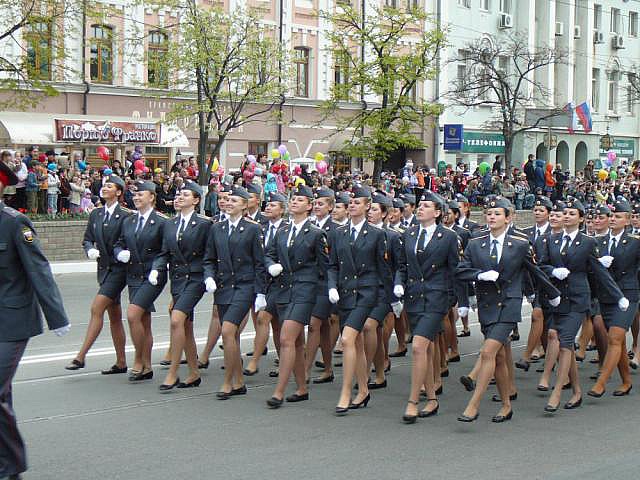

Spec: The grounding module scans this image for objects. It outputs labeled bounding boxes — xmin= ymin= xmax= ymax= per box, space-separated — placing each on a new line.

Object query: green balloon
xmin=478 ymin=161 xmax=490 ymax=175
xmin=283 ymin=151 xmax=291 ymax=161
xmin=609 ymin=170 xmax=618 ymax=180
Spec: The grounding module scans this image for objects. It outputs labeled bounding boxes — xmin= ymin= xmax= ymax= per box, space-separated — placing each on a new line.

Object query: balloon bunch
xmin=604 ymin=150 xmax=617 ymax=168
xmin=97 ymin=146 xmax=110 ymax=162
xmin=271 ymin=144 xmax=291 ymax=162
xmin=313 ymin=152 xmax=328 ymax=174
xmin=132 ymin=145 xmax=143 ymax=162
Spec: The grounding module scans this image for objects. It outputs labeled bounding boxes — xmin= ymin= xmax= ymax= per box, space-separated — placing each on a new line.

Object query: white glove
xmin=391 ymin=301 xmax=403 ymax=318
xmin=268 ymin=263 xmax=283 ymax=277
xmin=148 ymin=270 xmax=159 ymax=286
xmin=469 ymin=296 xmax=477 ymax=310
xmin=457 ymin=307 xmax=469 ymax=317
xmin=254 ymin=293 xmax=267 ymax=311
xmin=53 ymin=325 xmax=71 ymax=337
xmin=393 ymin=284 xmax=405 ymax=298
xmin=598 ymin=256 xmax=614 ymax=268
xmin=549 ymin=296 xmax=561 ymax=307
xmin=619 ymin=297 xmax=630 ymax=312
xmin=117 ymin=250 xmax=131 ymax=263
xmin=551 ymin=268 xmax=570 ymax=280
xmin=527 ymin=294 xmax=536 ymax=304
xmin=87 ymin=248 xmax=100 ymax=260
xmin=477 ymin=270 xmax=499 ymax=282
xmin=205 ymin=277 xmax=217 ymax=293
xmin=328 ymin=288 xmax=340 ymax=304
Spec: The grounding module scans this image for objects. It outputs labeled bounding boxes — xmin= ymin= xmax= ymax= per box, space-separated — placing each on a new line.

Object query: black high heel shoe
xmin=335 ymin=405 xmax=349 ymax=416
xmin=129 ymin=369 xmax=153 ymax=382
xmin=418 ymin=399 xmax=439 ymax=418
xmin=177 ymin=377 xmax=202 ymax=389
xmin=159 ymin=378 xmax=180 ymax=392
xmin=563 ymin=396 xmax=582 ymax=409
xmin=403 ymin=400 xmax=419 ymax=424
xmin=491 ymin=410 xmax=513 ymax=423
xmin=457 ymin=412 xmax=479 ymax=422
xmin=349 ymin=393 xmax=371 ymax=409
xmin=544 ymin=403 xmax=558 ymax=413
xmin=198 ymin=360 xmax=210 ymax=369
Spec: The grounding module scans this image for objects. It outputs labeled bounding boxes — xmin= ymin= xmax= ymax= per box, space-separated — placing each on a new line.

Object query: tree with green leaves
xmin=318 ymin=5 xmax=444 ymax=180
xmin=142 ymin=1 xmax=287 ymax=185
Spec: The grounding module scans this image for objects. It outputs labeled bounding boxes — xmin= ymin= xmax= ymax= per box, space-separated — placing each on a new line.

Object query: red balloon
xmin=134 ymin=160 xmax=145 ymax=170
xmin=134 ymin=169 xmax=142 ymax=176
xmin=142 ymin=166 xmax=150 ymax=173
xmin=97 ymin=146 xmax=110 ymax=161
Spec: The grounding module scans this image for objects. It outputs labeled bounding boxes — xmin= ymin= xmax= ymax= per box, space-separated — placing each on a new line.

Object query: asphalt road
xmin=13 ymin=273 xmax=640 ymax=480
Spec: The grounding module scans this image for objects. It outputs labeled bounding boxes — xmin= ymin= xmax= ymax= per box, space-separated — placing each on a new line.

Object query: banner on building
xmin=55 ymin=119 xmax=161 ymax=144
xmin=462 ymin=131 xmax=505 ymax=154
xmin=443 ymin=124 xmax=464 ymax=151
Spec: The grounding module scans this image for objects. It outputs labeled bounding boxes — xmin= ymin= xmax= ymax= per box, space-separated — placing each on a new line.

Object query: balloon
xmin=283 ymin=151 xmax=290 ymax=161
xmin=212 ymin=158 xmax=219 ymax=172
xmin=78 ymin=161 xmax=87 ymax=171
xmin=97 ymin=146 xmax=110 ymax=161
xmin=247 ymin=154 xmax=256 ymax=163
xmin=154 ymin=167 xmax=163 ymax=174
xmin=598 ymin=169 xmax=608 ymax=181
xmin=607 ymin=150 xmax=617 ymax=162
xmin=294 ymin=177 xmax=306 ymax=186
xmin=132 ymin=152 xmax=142 ymax=161
xmin=314 ymin=152 xmax=325 ymax=162
xmin=316 ymin=160 xmax=328 ymax=174
xmin=103 ymin=168 xmax=113 ymax=175
xmin=134 ymin=145 xmax=143 ymax=153
xmin=142 ymin=166 xmax=150 ymax=174
xmin=134 ymin=160 xmax=145 ymax=170
xmin=478 ymin=161 xmax=491 ymax=176
xmin=271 ymin=164 xmax=281 ymax=174
xmin=217 ymin=166 xmax=225 ymax=176
xmin=243 ymin=170 xmax=255 ymax=182
xmin=609 ymin=170 xmax=618 ymax=180
xmin=134 ymin=169 xmax=143 ymax=176
xmin=278 ymin=144 xmax=287 ymax=156
xmin=293 ymin=165 xmax=302 ymax=176
xmin=271 ymin=149 xmax=280 ymax=159
xmin=255 ymin=167 xmax=263 ymax=176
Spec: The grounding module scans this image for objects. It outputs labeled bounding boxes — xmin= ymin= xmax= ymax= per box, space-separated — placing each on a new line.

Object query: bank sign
xmin=55 ymin=119 xmax=161 ymax=144
xmin=462 ymin=131 xmax=505 ymax=154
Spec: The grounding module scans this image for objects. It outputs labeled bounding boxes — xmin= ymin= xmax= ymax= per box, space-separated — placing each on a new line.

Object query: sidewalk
xmin=51 ymin=261 xmax=96 ymax=275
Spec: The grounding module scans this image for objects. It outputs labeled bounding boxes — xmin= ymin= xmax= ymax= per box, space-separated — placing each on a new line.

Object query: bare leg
xmin=337 ymin=327 xmax=359 ymax=409
xmin=577 ymin=316 xmax=593 ymax=360
xmin=127 ymin=304 xmax=148 ymax=373
xmin=372 ymin=324 xmax=386 ymax=384
xmin=524 ymin=308 xmax=544 ymax=362
xmin=461 ymin=339 xmax=503 ymax=417
xmin=141 ymin=312 xmax=153 ymax=371
xmin=305 ymin=316 xmax=323 ymax=376
xmin=353 ymin=333 xmax=370 ymax=403
xmin=163 ymin=309 xmax=189 ymax=385
xmin=404 ymin=335 xmax=433 ymax=418
xmin=318 ymin=319 xmax=334 ymax=376
xmin=547 ymin=347 xmax=573 ymax=408
xmin=503 ymin=343 xmax=517 ymax=396
xmin=539 ymin=329 xmax=560 ymax=389
xmin=592 ymin=326 xmax=630 ymax=394
xmin=183 ymin=319 xmax=200 ymax=382
xmin=445 ymin=309 xmax=459 ymax=358
xmin=220 ymin=322 xmax=241 ymax=392
xmin=362 ymin=318 xmax=378 ymax=373
xmin=74 ymin=295 xmax=123 ymax=366
xmin=198 ymin=306 xmax=221 ymax=364
xmin=494 ymin=347 xmax=512 ymax=416
xmin=246 ymin=310 xmax=272 ymax=373
xmin=273 ymin=320 xmax=306 ymax=400
xmin=592 ymin=314 xmax=608 ymax=366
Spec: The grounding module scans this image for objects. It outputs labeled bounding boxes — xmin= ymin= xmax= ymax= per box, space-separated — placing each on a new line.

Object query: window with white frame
xmin=456 ymin=49 xmax=468 ymax=95
xmin=594 ymin=4 xmax=602 ymax=29
xmin=457 ymin=0 xmax=471 ymax=8
xmin=610 ymin=8 xmax=621 ymax=34
xmin=498 ymin=55 xmax=509 ymax=78
xmin=630 ymin=12 xmax=639 ymax=37
xmin=608 ymin=69 xmax=619 ymax=113
xmin=499 ymin=0 xmax=511 ymax=14
xmin=480 ymin=0 xmax=490 ymax=11
xmin=627 ymin=84 xmax=635 ymax=115
xmin=592 ymin=68 xmax=600 ymax=112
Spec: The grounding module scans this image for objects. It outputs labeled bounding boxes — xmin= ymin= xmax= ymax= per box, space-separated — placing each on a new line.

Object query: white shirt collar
xmin=104 ymin=202 xmax=118 ymax=217
xmin=335 ymin=219 xmax=349 ymax=226
xmin=137 ymin=208 xmax=153 ymax=223
xmin=562 ymin=229 xmax=579 ymax=242
xmin=350 ymin=218 xmax=367 ymax=235
xmin=268 ymin=218 xmax=283 ymax=230
xmin=290 ymin=218 xmax=307 ymax=232
xmin=248 ymin=210 xmax=259 ymax=220
xmin=610 ymin=230 xmax=624 ymax=243
xmin=489 ymin=230 xmax=507 ymax=245
xmin=536 ymin=222 xmax=549 ymax=234
xmin=419 ymin=223 xmax=437 ymax=237
xmin=458 ymin=215 xmax=467 ymax=227
xmin=374 ymin=221 xmax=384 ymax=229
xmin=228 ymin=216 xmax=242 ymax=229
xmin=316 ymin=215 xmax=329 ymax=229
xmin=180 ymin=210 xmax=194 ymax=226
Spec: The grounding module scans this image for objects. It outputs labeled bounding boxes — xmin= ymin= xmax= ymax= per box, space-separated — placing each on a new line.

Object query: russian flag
xmin=575 ymin=102 xmax=592 ymax=133
xmin=565 ymin=102 xmax=578 ymax=134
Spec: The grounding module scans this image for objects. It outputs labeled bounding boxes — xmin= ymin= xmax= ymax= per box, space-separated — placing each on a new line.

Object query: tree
xmin=142 ymin=1 xmax=287 ymax=185
xmin=0 ymin=0 xmax=87 ymax=109
xmin=447 ymin=31 xmax=568 ymax=177
xmin=318 ymin=5 xmax=444 ymax=180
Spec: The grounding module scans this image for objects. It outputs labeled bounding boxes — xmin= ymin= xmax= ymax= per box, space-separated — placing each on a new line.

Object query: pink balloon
xmin=607 ymin=150 xmax=617 ymax=162
xmin=134 ymin=169 xmax=143 ymax=176
xmin=293 ymin=165 xmax=302 ymax=175
xmin=142 ymin=166 xmax=150 ymax=174
xmin=316 ymin=160 xmax=328 ymax=174
xmin=134 ymin=160 xmax=145 ymax=170
xmin=247 ymin=154 xmax=256 ymax=163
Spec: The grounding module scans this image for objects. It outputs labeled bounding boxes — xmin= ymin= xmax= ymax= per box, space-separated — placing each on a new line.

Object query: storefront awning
xmin=0 ymin=112 xmax=189 ymax=148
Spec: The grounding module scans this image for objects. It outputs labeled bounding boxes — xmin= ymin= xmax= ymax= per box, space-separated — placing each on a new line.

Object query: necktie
xmin=177 ymin=218 xmax=185 ymax=241
xmin=417 ymin=228 xmax=427 ymax=254
xmin=229 ymin=224 xmax=235 ymax=237
xmin=561 ymin=235 xmax=571 ymax=256
xmin=266 ymin=225 xmax=275 ymax=248
xmin=490 ymin=239 xmax=499 ymax=267
xmin=135 ymin=215 xmax=144 ymax=236
xmin=609 ymin=237 xmax=617 ymax=256
xmin=104 ymin=210 xmax=111 ymax=224
xmin=350 ymin=227 xmax=357 ymax=243
xmin=535 ymin=228 xmax=540 ymax=241
xmin=289 ymin=227 xmax=297 ymax=248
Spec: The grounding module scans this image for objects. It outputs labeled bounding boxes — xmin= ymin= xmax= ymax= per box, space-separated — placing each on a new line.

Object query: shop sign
xmin=462 ymin=131 xmax=505 ymax=153
xmin=444 ymin=124 xmax=463 ymax=151
xmin=55 ymin=119 xmax=161 ymax=144
xmin=598 ymin=138 xmax=635 ymax=157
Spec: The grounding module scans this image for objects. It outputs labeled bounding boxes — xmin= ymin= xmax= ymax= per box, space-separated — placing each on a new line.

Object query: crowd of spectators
xmin=2 ymin=146 xmax=639 ymax=218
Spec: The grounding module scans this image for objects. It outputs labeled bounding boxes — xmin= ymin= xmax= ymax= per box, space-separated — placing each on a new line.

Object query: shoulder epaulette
xmin=120 ymin=206 xmax=133 ymax=214
xmin=197 ymin=213 xmax=212 ymax=222
xmin=155 ymin=211 xmax=169 ymax=219
xmin=510 ymin=235 xmax=529 ymax=242
xmin=243 ymin=217 xmax=258 ymax=225
xmin=470 ymin=234 xmax=489 ymax=241
xmin=1 ymin=205 xmax=21 ymax=218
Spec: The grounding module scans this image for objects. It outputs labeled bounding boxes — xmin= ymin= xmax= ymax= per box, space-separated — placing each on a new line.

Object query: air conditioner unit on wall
xmin=574 ymin=25 xmax=581 ymax=39
xmin=555 ymin=22 xmax=564 ymax=36
xmin=594 ymin=29 xmax=605 ymax=44
xmin=499 ymin=13 xmax=513 ymax=29
xmin=612 ymin=34 xmax=625 ymax=49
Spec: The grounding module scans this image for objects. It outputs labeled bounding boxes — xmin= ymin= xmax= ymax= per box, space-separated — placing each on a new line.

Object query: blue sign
xmin=444 ymin=124 xmax=463 ymax=151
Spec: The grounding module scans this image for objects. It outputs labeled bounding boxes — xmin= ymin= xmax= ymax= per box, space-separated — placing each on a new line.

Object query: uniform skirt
xmin=368 ymin=301 xmax=391 ymax=324
xmin=265 ymin=293 xmax=279 ymax=318
xmin=600 ymin=301 xmax=638 ymax=331
xmin=311 ymin=294 xmax=332 ymax=321
xmin=97 ymin=271 xmax=127 ymax=304
xmin=409 ymin=310 xmax=446 ymax=342
xmin=277 ymin=302 xmax=314 ymax=326
xmin=171 ymin=280 xmax=206 ymax=317
xmin=481 ymin=322 xmax=516 ymax=345
xmin=548 ymin=311 xmax=585 ymax=349
xmin=217 ymin=301 xmax=252 ymax=326
xmin=129 ymin=280 xmax=165 ymax=313
xmin=339 ymin=305 xmax=374 ymax=332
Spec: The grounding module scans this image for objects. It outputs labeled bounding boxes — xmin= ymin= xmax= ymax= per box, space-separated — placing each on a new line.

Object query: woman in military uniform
xmin=150 ymin=181 xmax=210 ymax=391
xmin=114 ymin=180 xmax=168 ymax=381
xmin=203 ymin=186 xmax=266 ymax=399
xmin=265 ymin=185 xmax=329 ymax=407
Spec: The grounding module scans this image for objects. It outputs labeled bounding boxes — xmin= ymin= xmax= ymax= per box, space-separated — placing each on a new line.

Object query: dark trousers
xmin=0 ymin=340 xmax=28 ymax=478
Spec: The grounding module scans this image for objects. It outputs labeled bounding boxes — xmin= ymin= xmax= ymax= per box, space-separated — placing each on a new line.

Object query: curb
xmin=51 ymin=262 xmax=96 ymax=275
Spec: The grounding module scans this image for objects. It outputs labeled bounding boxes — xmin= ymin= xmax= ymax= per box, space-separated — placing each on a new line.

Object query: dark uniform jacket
xmin=82 ymin=204 xmax=131 ymax=285
xmin=0 ymin=202 xmax=69 ymax=341
xmin=314 ymin=217 xmax=337 ymax=297
xmin=327 ymin=222 xmax=393 ymax=310
xmin=153 ymin=213 xmax=211 ymax=293
xmin=114 ymin=210 xmax=167 ymax=287
xmin=457 ymin=233 xmax=560 ymax=325
xmin=399 ymin=223 xmax=461 ymax=314
xmin=538 ymin=231 xmax=622 ymax=314
xmin=265 ymin=219 xmax=329 ymax=304
xmin=203 ymin=218 xmax=266 ymax=304
xmin=595 ymin=232 xmax=640 ymax=303
xmin=452 ymin=224 xmax=471 ymax=250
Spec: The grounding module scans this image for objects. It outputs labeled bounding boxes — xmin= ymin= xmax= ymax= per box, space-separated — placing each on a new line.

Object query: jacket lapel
xmin=279 ymin=224 xmax=293 ymax=271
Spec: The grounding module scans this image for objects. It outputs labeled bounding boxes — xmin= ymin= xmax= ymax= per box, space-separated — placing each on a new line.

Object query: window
xmin=334 ymin=50 xmax=351 ymax=100
xmin=408 ymin=0 xmax=419 ymax=9
xmin=608 ymin=69 xmax=619 ymax=113
xmin=594 ymin=4 xmax=602 ymax=29
xmin=148 ymin=30 xmax=168 ymax=88
xmin=480 ymin=0 xmax=490 ymax=11
xmin=610 ymin=8 xmax=621 ymax=34
xmin=25 ymin=19 xmax=52 ymax=80
xmin=498 ymin=55 xmax=509 ymax=78
xmin=457 ymin=0 xmax=470 ymax=8
xmin=499 ymin=0 xmax=511 ymax=14
xmin=627 ymin=85 xmax=635 ymax=115
xmin=456 ymin=49 xmax=468 ymax=96
xmin=630 ymin=12 xmax=639 ymax=37
xmin=384 ymin=0 xmax=397 ymax=8
xmin=248 ymin=142 xmax=268 ymax=156
xmin=406 ymin=83 xmax=418 ymax=103
xmin=294 ymin=47 xmax=309 ymax=98
xmin=592 ymin=68 xmax=600 ymax=112
xmin=90 ymin=25 xmax=113 ymax=84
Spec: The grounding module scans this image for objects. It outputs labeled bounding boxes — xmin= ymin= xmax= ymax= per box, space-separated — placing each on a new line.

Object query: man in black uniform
xmin=0 ymin=162 xmax=70 ymax=480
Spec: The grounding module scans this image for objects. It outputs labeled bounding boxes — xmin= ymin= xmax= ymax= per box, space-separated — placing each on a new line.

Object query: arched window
xmin=90 ymin=25 xmax=113 ymax=84
xmin=148 ymin=30 xmax=168 ymax=88
xmin=25 ymin=19 xmax=52 ymax=80
xmin=294 ymin=47 xmax=310 ymax=98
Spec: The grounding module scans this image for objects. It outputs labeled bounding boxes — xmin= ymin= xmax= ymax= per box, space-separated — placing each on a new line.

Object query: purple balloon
xmin=247 ymin=154 xmax=256 ymax=163
xmin=278 ymin=144 xmax=287 ymax=156
xmin=134 ymin=145 xmax=143 ymax=153
xmin=132 ymin=152 xmax=142 ymax=161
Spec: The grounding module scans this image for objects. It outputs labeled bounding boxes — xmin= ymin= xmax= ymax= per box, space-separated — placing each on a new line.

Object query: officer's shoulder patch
xmin=244 ymin=217 xmax=258 ymax=225
xmin=510 ymin=235 xmax=528 ymax=242
xmin=1 ymin=205 xmax=21 ymax=218
xmin=470 ymin=234 xmax=489 ymax=242
xmin=120 ymin=206 xmax=133 ymax=214
xmin=157 ymin=212 xmax=170 ymax=219
xmin=22 ymin=226 xmax=35 ymax=243
xmin=628 ymin=234 xmax=640 ymax=240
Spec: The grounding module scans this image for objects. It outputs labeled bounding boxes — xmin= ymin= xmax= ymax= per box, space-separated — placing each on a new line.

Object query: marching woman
xmin=114 ymin=180 xmax=168 ymax=381
xmin=67 ymin=175 xmax=130 ymax=374
xmin=537 ymin=198 xmax=625 ymax=412
xmin=203 ymin=186 xmax=266 ymax=400
xmin=150 ymin=181 xmax=211 ymax=391
xmin=264 ymin=185 xmax=329 ymax=407
xmin=588 ymin=198 xmax=639 ymax=398
xmin=456 ymin=197 xmax=561 ymax=422
xmin=327 ymin=186 xmax=393 ymax=415
xmin=398 ymin=191 xmax=461 ymax=424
